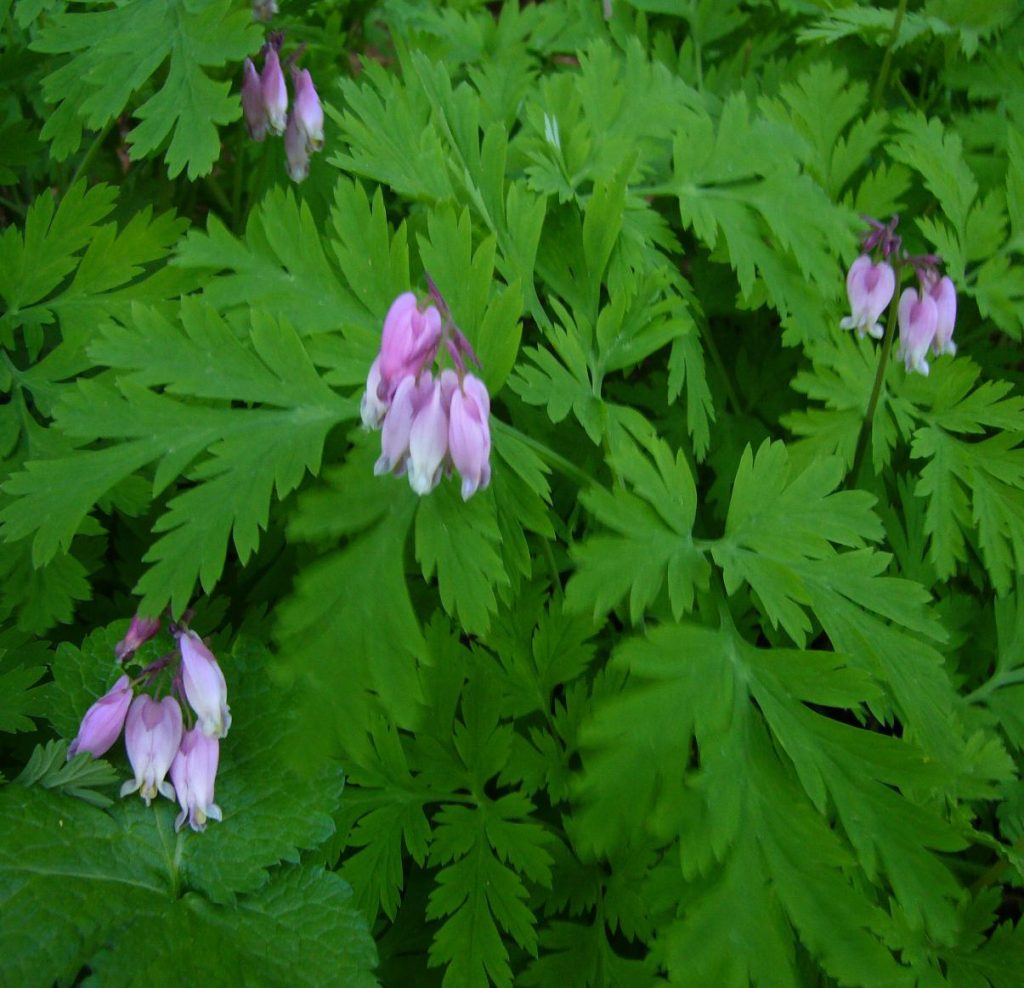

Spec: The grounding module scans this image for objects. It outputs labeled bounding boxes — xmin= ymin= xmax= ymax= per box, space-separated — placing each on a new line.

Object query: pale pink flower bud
xmin=928 ymin=275 xmax=957 ymax=356
xmin=68 ymin=675 xmax=133 ymax=759
xmin=241 ymin=58 xmax=267 ymax=141
xmin=360 ymin=356 xmax=389 ymax=429
xmin=378 ymin=293 xmax=442 ymax=399
xmin=292 ymin=69 xmax=324 ymax=152
xmin=898 ymin=288 xmax=939 ymax=377
xmin=252 ymin=0 xmax=277 ymax=22
xmin=115 ymin=614 xmax=161 ymax=662
xmin=179 ymin=631 xmax=232 ymax=739
xmin=170 ymin=727 xmax=223 ymax=833
xmin=284 ymin=111 xmax=310 ymax=182
xmin=840 ymin=255 xmax=896 ymax=340
xmin=448 ymin=373 xmax=492 ymax=500
xmin=375 ymin=373 xmax=434 ymax=477
xmin=120 ymin=695 xmax=183 ymax=805
xmin=261 ymin=49 xmax=288 ymax=136
xmin=407 ymin=378 xmax=450 ymax=495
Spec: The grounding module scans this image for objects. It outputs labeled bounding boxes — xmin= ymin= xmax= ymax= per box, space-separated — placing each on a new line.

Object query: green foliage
xmin=30 ymin=0 xmax=262 ymax=177
xmin=5 ymin=1 xmax=1024 ymax=985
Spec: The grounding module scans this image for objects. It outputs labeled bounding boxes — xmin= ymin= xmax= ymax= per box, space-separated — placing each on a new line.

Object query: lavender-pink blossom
xmin=284 ymin=111 xmax=309 ymax=182
xmin=448 ymin=374 xmax=492 ymax=500
xmin=840 ymin=255 xmax=896 ymax=340
xmin=115 ymin=614 xmax=161 ymax=662
xmin=377 ymin=293 xmax=442 ymax=400
xmin=898 ymin=288 xmax=938 ymax=376
xmin=179 ymin=631 xmax=231 ymax=739
xmin=170 ymin=727 xmax=223 ymax=833
xmin=67 ymin=675 xmax=133 ymax=760
xmin=261 ymin=49 xmax=288 ymax=136
xmin=120 ymin=695 xmax=183 ymax=805
xmin=407 ymin=378 xmax=450 ymax=495
xmin=241 ymin=58 xmax=267 ymax=142
xmin=928 ymin=275 xmax=957 ymax=356
xmin=292 ymin=69 xmax=324 ymax=152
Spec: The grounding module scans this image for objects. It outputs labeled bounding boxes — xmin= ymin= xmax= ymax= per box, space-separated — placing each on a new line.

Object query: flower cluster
xmin=841 ymin=215 xmax=958 ymax=376
xmin=241 ymin=37 xmax=324 ymax=183
xmin=67 ymin=615 xmax=230 ymax=833
xmin=361 ymin=285 xmax=492 ymax=500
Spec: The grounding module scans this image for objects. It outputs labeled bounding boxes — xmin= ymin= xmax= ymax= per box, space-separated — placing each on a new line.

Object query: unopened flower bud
xmin=241 ymin=58 xmax=267 ymax=141
xmin=261 ymin=49 xmax=288 ymax=136
xmin=898 ymin=288 xmax=938 ymax=376
xmin=179 ymin=631 xmax=232 ymax=739
xmin=115 ymin=614 xmax=161 ymax=662
xmin=407 ymin=378 xmax=450 ymax=495
xmin=170 ymin=727 xmax=223 ymax=833
xmin=284 ymin=111 xmax=310 ymax=182
xmin=68 ymin=675 xmax=133 ymax=760
xmin=928 ymin=275 xmax=957 ymax=356
xmin=120 ymin=695 xmax=183 ymax=805
xmin=840 ymin=255 xmax=896 ymax=340
xmin=292 ymin=69 xmax=324 ymax=152
xmin=448 ymin=373 xmax=492 ymax=500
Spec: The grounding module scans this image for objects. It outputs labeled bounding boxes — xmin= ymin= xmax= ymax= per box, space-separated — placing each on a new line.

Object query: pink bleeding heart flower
xmin=67 ymin=675 xmax=133 ymax=760
xmin=840 ymin=255 xmax=896 ymax=340
xmin=360 ymin=356 xmax=390 ymax=429
xmin=179 ymin=631 xmax=232 ymax=739
xmin=170 ymin=727 xmax=223 ymax=833
xmin=241 ymin=58 xmax=267 ymax=141
xmin=120 ymin=695 xmax=183 ymax=805
xmin=292 ymin=68 xmax=324 ymax=152
xmin=377 ymin=294 xmax=442 ymax=401
xmin=375 ymin=372 xmax=435 ymax=477
xmin=284 ymin=110 xmax=310 ymax=182
xmin=448 ymin=373 xmax=492 ymax=500
xmin=928 ymin=275 xmax=957 ymax=357
xmin=406 ymin=377 xmax=451 ymax=495
xmin=115 ymin=614 xmax=161 ymax=662
xmin=261 ymin=48 xmax=288 ymax=136
xmin=898 ymin=287 xmax=939 ymax=376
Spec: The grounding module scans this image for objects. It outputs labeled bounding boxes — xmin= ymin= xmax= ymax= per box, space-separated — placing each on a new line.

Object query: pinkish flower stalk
xmin=67 ymin=675 xmax=133 ymax=760
xmin=120 ymin=695 xmax=183 ymax=805
xmin=241 ymin=58 xmax=267 ymax=141
xmin=284 ymin=111 xmax=310 ymax=182
xmin=170 ymin=728 xmax=223 ymax=833
xmin=179 ymin=631 xmax=232 ymax=739
xmin=115 ymin=614 xmax=161 ymax=662
xmin=928 ymin=275 xmax=957 ymax=356
xmin=377 ymin=294 xmax=443 ymax=400
xmin=292 ymin=69 xmax=324 ymax=152
xmin=407 ymin=378 xmax=451 ymax=495
xmin=448 ymin=373 xmax=492 ymax=500
xmin=898 ymin=288 xmax=938 ymax=376
xmin=840 ymin=255 xmax=896 ymax=340
xmin=261 ymin=48 xmax=288 ymax=136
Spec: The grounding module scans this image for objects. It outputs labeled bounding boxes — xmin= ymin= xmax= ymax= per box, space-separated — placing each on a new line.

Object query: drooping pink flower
xmin=284 ymin=111 xmax=309 ymax=182
xmin=67 ymin=675 xmax=133 ymax=760
xmin=840 ymin=255 xmax=896 ymax=340
xmin=898 ymin=288 xmax=938 ymax=376
xmin=170 ymin=727 xmax=223 ymax=833
xmin=120 ymin=695 xmax=183 ymax=805
xmin=179 ymin=631 xmax=232 ymax=739
xmin=928 ymin=275 xmax=957 ymax=356
xmin=241 ymin=58 xmax=267 ymax=141
xmin=377 ymin=293 xmax=442 ymax=400
xmin=407 ymin=378 xmax=451 ymax=495
xmin=448 ymin=373 xmax=492 ymax=500
xmin=261 ymin=49 xmax=288 ymax=136
xmin=292 ymin=69 xmax=324 ymax=152
xmin=115 ymin=614 xmax=161 ymax=662
xmin=360 ymin=356 xmax=389 ymax=429
xmin=375 ymin=373 xmax=434 ymax=477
